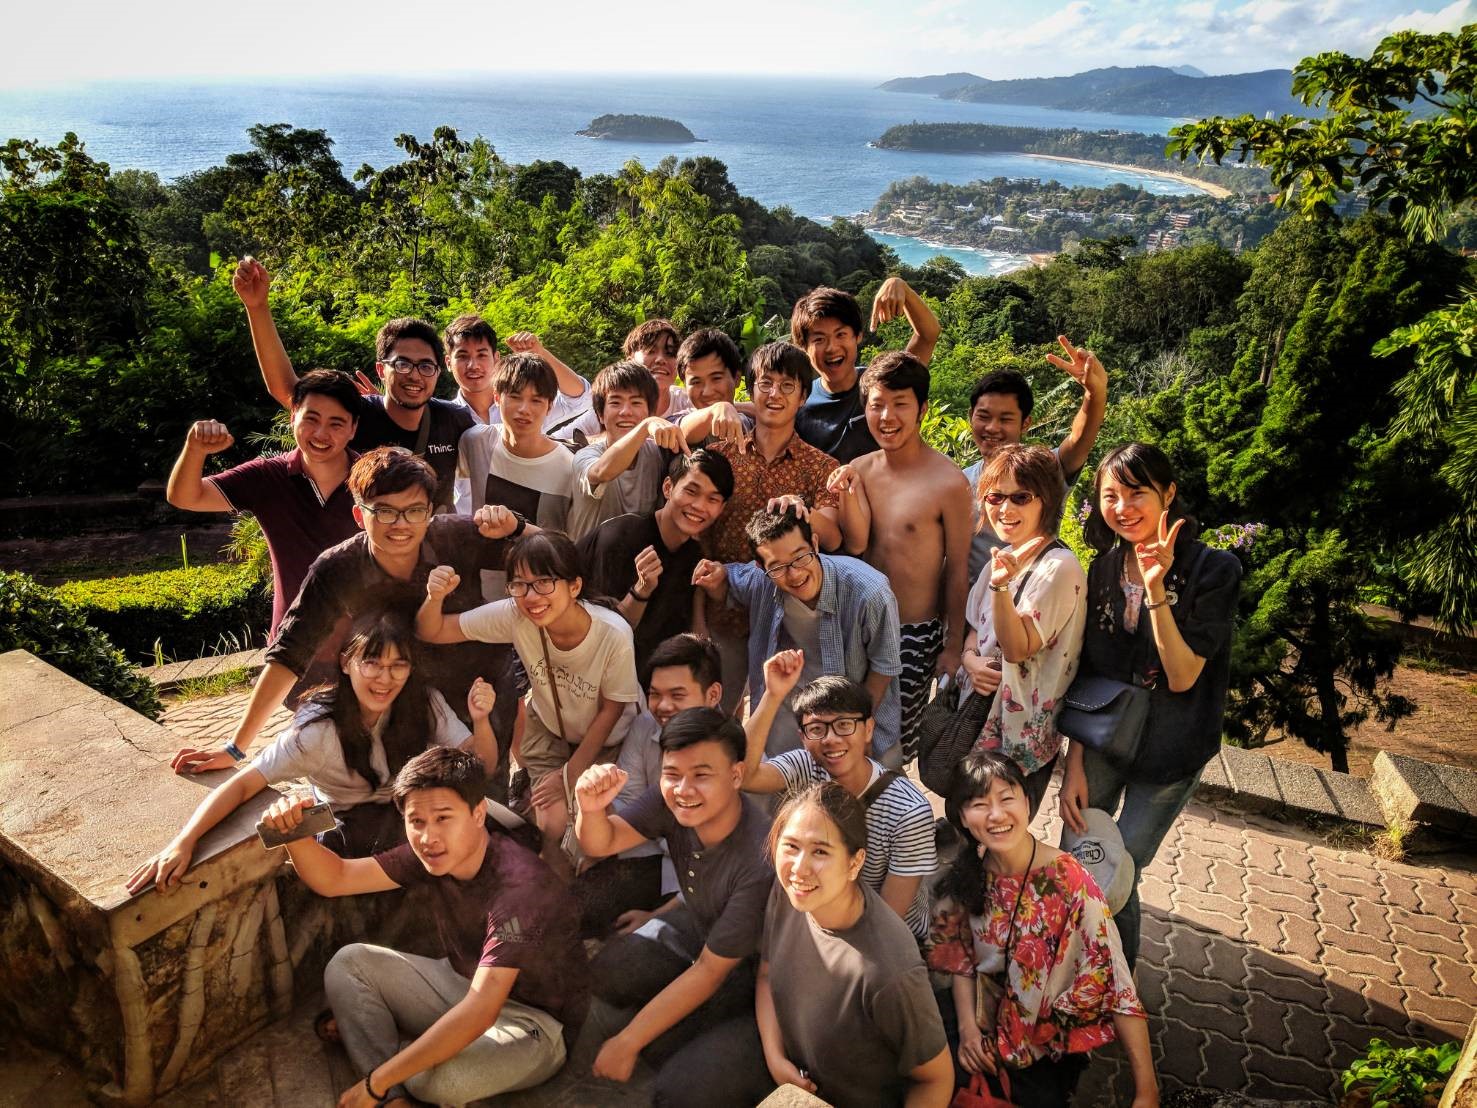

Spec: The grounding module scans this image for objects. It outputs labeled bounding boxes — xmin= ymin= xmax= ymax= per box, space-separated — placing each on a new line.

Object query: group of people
xmin=123 ymin=257 xmax=1243 ymax=1108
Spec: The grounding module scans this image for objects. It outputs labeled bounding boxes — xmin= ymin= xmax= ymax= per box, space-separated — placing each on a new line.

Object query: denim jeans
xmin=1079 ymin=748 xmax=1203 ymax=968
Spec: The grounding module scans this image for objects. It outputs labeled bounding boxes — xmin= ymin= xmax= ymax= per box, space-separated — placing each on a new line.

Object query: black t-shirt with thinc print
xmin=353 ymin=396 xmax=474 ymax=512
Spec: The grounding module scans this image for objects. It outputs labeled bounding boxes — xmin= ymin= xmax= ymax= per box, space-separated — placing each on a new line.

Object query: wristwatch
xmin=508 ymin=511 xmax=528 ymax=539
xmin=223 ymin=742 xmax=247 ymax=762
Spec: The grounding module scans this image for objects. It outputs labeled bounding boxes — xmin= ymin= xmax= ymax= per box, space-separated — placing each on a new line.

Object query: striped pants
xmin=898 ymin=618 xmax=943 ymax=763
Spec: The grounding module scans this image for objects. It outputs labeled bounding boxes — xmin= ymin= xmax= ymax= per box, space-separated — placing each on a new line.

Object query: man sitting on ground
xmin=574 ymin=709 xmax=774 ymax=1107
xmin=165 ymin=368 xmax=362 ymax=637
xmin=692 ymin=505 xmax=902 ymax=762
xmin=261 ymin=746 xmax=587 ymax=1106
xmin=741 ymin=653 xmax=937 ymax=939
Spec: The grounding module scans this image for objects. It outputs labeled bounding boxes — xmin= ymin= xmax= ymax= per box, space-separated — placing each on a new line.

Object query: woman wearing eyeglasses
xmin=959 ymin=444 xmax=1087 ymax=816
xmin=417 ymin=530 xmax=642 ymax=879
xmin=126 ymin=610 xmax=494 ymax=895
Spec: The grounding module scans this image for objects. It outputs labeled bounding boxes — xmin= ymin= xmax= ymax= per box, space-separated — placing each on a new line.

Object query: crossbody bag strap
xmin=538 ymin=627 xmax=567 ymax=742
xmin=858 ymin=768 xmax=902 ymax=808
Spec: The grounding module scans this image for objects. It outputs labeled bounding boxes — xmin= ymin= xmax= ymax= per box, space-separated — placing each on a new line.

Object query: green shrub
xmin=1341 ymin=1038 xmax=1459 ymax=1107
xmin=55 ymin=563 xmax=271 ymax=663
xmin=0 ymin=571 xmax=163 ymax=718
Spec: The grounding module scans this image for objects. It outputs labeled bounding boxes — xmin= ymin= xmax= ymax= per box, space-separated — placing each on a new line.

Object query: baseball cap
xmin=1060 ymin=807 xmax=1135 ymax=915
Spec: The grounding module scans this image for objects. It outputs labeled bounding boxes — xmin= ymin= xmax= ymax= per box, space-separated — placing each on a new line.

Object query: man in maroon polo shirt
xmin=166 ymin=368 xmax=363 ymax=633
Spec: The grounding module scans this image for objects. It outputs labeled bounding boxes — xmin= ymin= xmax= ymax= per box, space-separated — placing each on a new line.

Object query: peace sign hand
xmin=1135 ymin=511 xmax=1184 ymax=601
xmin=988 ymin=536 xmax=1047 ymax=591
xmin=1044 ymin=335 xmax=1106 ymax=394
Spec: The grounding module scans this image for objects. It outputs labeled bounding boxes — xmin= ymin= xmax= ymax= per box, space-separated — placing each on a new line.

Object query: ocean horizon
xmin=1 ymin=73 xmax=1199 ymax=275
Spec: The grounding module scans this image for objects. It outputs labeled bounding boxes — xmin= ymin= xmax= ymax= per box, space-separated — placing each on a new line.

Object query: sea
xmin=0 ymin=73 xmax=1196 ymax=276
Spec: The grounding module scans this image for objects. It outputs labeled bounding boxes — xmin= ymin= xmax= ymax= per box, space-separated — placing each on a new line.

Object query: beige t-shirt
xmin=458 ymin=598 xmax=641 ymax=745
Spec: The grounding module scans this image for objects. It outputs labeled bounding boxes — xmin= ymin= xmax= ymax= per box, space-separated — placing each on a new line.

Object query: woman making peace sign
xmin=1058 ymin=443 xmax=1242 ymax=966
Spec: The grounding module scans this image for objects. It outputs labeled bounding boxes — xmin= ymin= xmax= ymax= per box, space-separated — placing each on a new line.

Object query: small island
xmin=576 ymin=114 xmax=702 ymax=143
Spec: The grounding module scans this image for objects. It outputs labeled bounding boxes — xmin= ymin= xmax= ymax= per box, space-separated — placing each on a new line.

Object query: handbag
xmin=950 ymin=1070 xmax=1016 ymax=1108
xmin=1055 ymin=673 xmax=1151 ymax=770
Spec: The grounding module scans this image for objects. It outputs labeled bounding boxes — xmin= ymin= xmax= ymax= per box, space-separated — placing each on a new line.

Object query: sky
xmin=2 ymin=0 xmax=1471 ymax=88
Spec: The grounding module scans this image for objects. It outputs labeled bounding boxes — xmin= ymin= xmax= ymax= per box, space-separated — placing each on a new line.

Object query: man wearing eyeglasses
xmin=233 ymin=257 xmax=474 ymax=513
xmin=174 ymin=447 xmax=533 ymax=801
xmin=691 ymin=505 xmax=902 ymax=763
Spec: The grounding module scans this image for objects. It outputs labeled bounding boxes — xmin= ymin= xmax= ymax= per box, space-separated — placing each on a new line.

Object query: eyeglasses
xmin=982 ymin=491 xmax=1038 ymax=507
xmin=801 ymin=716 xmax=865 ymax=741
xmin=383 ymin=357 xmax=441 ymax=378
xmin=508 ymin=577 xmax=559 ymax=598
xmin=357 ymin=501 xmax=432 ymax=525
xmin=354 ymin=658 xmax=412 ymax=680
xmin=754 ymin=377 xmax=799 ymax=397
xmin=763 ymin=551 xmax=818 ymax=580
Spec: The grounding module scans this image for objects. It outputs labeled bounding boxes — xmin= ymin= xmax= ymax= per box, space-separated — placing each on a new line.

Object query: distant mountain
xmin=1172 ymin=65 xmax=1207 ymax=78
xmin=878 ymin=72 xmax=987 ymax=95
xmin=880 ymin=65 xmax=1303 ymax=118
xmin=576 ymin=114 xmax=700 ymax=142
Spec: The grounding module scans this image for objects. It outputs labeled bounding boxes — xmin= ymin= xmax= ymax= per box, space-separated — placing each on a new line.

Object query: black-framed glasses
xmin=801 ymin=716 xmax=865 ymax=741
xmin=353 ymin=658 xmax=412 ymax=680
xmin=508 ymin=577 xmax=559 ymax=598
xmin=356 ymin=500 xmax=432 ymax=525
xmin=982 ymin=490 xmax=1038 ymax=507
xmin=383 ymin=357 xmax=441 ymax=378
xmin=763 ymin=551 xmax=818 ymax=580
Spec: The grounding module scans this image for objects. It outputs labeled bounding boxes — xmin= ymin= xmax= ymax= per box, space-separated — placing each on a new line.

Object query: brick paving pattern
xmin=11 ymin=693 xmax=1472 ymax=1105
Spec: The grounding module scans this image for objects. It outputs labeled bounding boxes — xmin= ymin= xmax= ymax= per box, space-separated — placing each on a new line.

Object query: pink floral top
xmin=926 ymin=852 xmax=1144 ymax=1067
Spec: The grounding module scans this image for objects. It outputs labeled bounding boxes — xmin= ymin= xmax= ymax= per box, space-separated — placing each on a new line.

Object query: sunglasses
xmin=982 ymin=491 xmax=1038 ymax=507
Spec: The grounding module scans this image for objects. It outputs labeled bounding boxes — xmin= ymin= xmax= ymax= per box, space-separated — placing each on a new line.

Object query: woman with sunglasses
xmin=126 ymin=610 xmax=495 ymax=894
xmin=1059 ymin=443 xmax=1241 ymax=967
xmin=418 ymin=530 xmax=642 ymax=879
xmin=959 ymin=444 xmax=1087 ymax=816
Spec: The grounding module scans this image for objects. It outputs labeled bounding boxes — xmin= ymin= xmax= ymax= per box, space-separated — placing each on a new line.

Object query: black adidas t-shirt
xmin=352 ymin=396 xmax=475 ymax=512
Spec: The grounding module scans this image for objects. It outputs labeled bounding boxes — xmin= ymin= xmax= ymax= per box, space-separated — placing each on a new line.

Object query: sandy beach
xmin=1023 ymin=153 xmax=1234 ymax=199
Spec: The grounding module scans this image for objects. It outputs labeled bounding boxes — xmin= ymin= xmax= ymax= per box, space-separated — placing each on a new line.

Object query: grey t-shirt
xmin=764 ymin=593 xmax=825 ymax=755
xmin=621 ymin=788 xmax=774 ymax=959
xmin=568 ymin=438 xmax=668 ymax=542
xmin=762 ymin=882 xmax=947 ymax=1107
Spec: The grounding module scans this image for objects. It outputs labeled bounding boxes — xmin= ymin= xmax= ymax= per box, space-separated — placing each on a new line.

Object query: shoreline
xmin=1021 ymin=153 xmax=1233 ymax=198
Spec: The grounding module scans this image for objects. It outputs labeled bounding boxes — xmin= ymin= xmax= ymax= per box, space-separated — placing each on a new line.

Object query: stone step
xmin=1372 ymin=751 xmax=1477 ymax=840
xmin=142 ymin=648 xmax=267 ymax=691
xmin=1196 ymin=744 xmax=1385 ymax=827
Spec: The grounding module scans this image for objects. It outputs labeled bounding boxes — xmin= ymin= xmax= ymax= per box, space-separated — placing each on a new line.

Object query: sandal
xmin=314 ymin=1008 xmax=340 ymax=1045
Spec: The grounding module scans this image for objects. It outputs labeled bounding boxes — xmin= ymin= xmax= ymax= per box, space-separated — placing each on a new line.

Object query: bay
xmin=0 ymin=73 xmax=1198 ymax=275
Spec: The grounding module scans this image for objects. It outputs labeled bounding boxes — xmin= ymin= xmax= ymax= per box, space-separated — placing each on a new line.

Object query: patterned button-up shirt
xmin=707 ymin=432 xmax=840 ymax=564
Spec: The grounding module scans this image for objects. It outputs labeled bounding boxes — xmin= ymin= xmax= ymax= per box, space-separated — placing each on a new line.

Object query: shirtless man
xmin=829 ymin=351 xmax=971 ymax=764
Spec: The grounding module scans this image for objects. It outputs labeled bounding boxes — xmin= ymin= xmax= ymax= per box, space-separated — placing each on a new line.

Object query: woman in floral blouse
xmin=960 ymin=444 xmax=1087 ymax=816
xmin=928 ymin=751 xmax=1157 ymax=1107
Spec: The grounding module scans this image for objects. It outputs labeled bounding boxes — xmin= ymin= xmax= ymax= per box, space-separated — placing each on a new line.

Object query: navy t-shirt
xmin=352 ymin=396 xmax=474 ymax=513
xmin=795 ymin=370 xmax=877 ymax=464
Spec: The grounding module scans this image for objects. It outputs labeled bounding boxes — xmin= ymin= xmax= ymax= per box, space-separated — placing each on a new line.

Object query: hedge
xmin=0 ymin=571 xmax=163 ymax=718
xmin=54 ymin=563 xmax=272 ymax=663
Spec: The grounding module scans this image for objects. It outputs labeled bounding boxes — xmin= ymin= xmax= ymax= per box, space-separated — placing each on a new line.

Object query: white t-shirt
xmin=766 ymin=751 xmax=937 ymax=937
xmin=252 ymin=689 xmax=469 ymax=807
xmin=458 ymin=599 xmax=641 ymax=745
xmin=453 ymin=426 xmax=574 ymax=529
xmin=566 ymin=385 xmax=694 ymax=439
xmin=567 ymin=438 xmax=667 ymax=542
xmin=963 ymin=543 xmax=1087 ymax=775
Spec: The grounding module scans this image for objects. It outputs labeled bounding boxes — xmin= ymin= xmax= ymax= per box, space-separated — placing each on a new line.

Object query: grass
xmin=1403 ymin=647 xmax=1458 ymax=676
xmin=170 ymin=665 xmax=258 ymax=703
xmin=1372 ymin=815 xmax=1412 ymax=863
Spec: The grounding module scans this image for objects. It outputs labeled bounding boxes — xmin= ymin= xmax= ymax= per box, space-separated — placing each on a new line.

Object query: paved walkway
xmin=8 ymin=695 xmax=1471 ymax=1106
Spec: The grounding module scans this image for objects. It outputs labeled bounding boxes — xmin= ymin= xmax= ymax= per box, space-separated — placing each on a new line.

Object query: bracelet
xmin=1144 ymin=596 xmax=1170 ymax=611
xmin=628 ymin=586 xmax=654 ymax=603
xmin=988 ymin=582 xmax=1009 ymax=593
xmin=364 ymin=1072 xmax=390 ymax=1105
xmin=223 ymin=742 xmax=246 ymax=763
xmin=509 ymin=511 xmax=528 ymax=539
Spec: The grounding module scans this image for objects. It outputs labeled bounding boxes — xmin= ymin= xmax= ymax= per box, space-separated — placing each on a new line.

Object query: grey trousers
xmin=324 ymin=943 xmax=566 ymax=1106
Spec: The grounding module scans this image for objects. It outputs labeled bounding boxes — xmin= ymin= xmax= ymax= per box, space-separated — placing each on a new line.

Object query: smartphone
xmin=257 ymin=801 xmax=337 ymax=849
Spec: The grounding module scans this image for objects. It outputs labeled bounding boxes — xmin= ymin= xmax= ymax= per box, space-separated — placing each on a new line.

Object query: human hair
xmin=937 ymin=750 xmax=1032 ymax=915
xmin=678 ymin=328 xmax=743 ymax=378
xmin=623 ymin=318 xmax=680 ymax=358
xmin=789 ymin=286 xmax=864 ymax=346
xmin=1083 ymin=442 xmax=1196 ymax=554
xmin=860 ymin=350 xmax=930 ymax=408
xmin=443 ymin=313 xmax=497 ymax=352
xmin=668 ymin=448 xmax=734 ymax=501
xmin=348 ymin=446 xmax=436 ymax=503
xmin=745 ymin=504 xmax=812 ymax=559
xmin=291 ymin=369 xmax=362 ymax=418
xmin=968 ymin=370 xmax=1035 ymax=421
xmin=767 ymin=781 xmax=869 ymax=863
xmin=643 ymin=633 xmax=723 ymax=692
xmin=789 ymin=675 xmax=874 ymax=725
xmin=743 ymin=341 xmax=813 ymax=398
xmin=507 ymin=530 xmax=581 ymax=584
xmin=592 ymin=360 xmax=659 ymax=424
xmin=979 ymin=444 xmax=1067 ymax=538
xmin=301 ymin=609 xmax=433 ymax=792
xmin=390 ymin=746 xmax=487 ymax=813
xmin=658 ymin=706 xmax=745 ymax=764
xmin=376 ymin=317 xmax=446 ymax=369
xmin=492 ymin=352 xmax=558 ymax=402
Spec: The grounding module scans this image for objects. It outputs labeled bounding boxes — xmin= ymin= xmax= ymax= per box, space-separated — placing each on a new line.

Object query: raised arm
xmin=232 ymin=256 xmax=299 ymax=410
xmin=264 ymin=795 xmax=399 ymax=897
xmin=826 ymin=464 xmax=872 ymax=556
xmin=1046 ymin=335 xmax=1108 ymax=479
xmin=587 ymin=417 xmax=687 ymax=488
xmin=872 ymin=277 xmax=941 ymax=366
xmin=416 ymin=567 xmax=472 ymax=644
xmin=464 ymin=678 xmax=499 ymax=776
xmin=506 ymin=331 xmax=588 ymax=399
xmin=1138 ymin=514 xmax=1207 ymax=693
xmin=573 ymin=764 xmax=651 ymax=859
xmin=677 ymin=402 xmax=745 ymax=446
xmin=125 ymin=764 xmax=271 ymax=894
xmin=166 ymin=421 xmax=234 ymax=512
xmin=988 ymin=537 xmax=1048 ymax=664
xmin=741 ymin=650 xmax=805 ymax=793
xmin=617 ymin=545 xmax=663 ymax=628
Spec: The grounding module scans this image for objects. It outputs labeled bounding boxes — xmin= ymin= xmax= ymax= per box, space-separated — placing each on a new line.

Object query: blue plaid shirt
xmin=726 ymin=554 xmax=903 ymax=754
